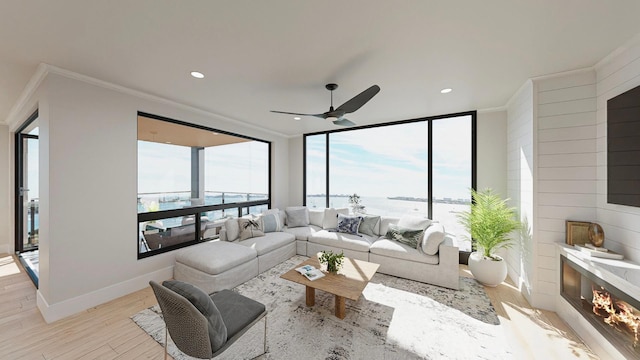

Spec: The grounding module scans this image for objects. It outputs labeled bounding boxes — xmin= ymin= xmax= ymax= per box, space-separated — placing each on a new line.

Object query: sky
xmin=138 ymin=141 xmax=268 ymax=196
xmin=307 ymin=115 xmax=472 ymax=200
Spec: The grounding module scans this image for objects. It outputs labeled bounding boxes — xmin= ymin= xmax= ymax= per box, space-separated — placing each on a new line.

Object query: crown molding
xmin=6 ymin=63 xmax=291 ymax=138
xmin=594 ymin=32 xmax=640 ymax=71
xmin=5 ymin=63 xmax=48 ymax=131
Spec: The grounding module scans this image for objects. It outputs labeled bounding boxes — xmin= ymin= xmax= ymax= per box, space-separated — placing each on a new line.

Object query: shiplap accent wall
xmin=595 ymin=36 xmax=640 ymax=263
xmin=534 ymin=71 xmax=597 ymax=309
xmin=506 ymin=80 xmax=535 ymax=304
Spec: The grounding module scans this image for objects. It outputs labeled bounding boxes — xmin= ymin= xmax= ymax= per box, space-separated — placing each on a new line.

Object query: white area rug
xmin=132 ymin=255 xmax=512 ymax=359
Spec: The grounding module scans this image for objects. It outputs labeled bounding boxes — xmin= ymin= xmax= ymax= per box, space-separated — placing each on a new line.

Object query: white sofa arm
xmin=439 ymin=235 xmax=459 ymax=265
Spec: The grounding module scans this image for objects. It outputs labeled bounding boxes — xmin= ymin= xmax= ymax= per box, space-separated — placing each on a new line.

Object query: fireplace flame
xmin=592 ymin=287 xmax=640 ymax=347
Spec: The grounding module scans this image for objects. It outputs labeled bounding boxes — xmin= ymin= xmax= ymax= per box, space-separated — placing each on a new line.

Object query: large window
xmin=304 ymin=112 xmax=475 ymax=252
xmin=137 ymin=113 xmax=270 ymax=258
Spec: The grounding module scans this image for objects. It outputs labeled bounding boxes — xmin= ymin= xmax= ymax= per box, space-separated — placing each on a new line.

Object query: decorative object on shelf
xmin=457 ymin=188 xmax=522 ymax=287
xmin=348 ymin=193 xmax=366 ymax=214
xmin=318 ymin=250 xmax=345 ymax=273
xmin=566 ymin=220 xmax=591 ymax=246
xmin=588 ymin=222 xmax=605 ymax=247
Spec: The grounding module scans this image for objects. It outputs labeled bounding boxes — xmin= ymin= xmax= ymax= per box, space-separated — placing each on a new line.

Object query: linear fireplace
xmin=561 ymin=255 xmax=640 ymax=359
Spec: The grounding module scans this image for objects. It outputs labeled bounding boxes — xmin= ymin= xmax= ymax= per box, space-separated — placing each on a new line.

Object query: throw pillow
xmin=397 ymin=215 xmax=431 ymax=231
xmin=238 ymin=218 xmax=265 ymax=240
xmin=260 ymin=212 xmax=282 ymax=233
xmin=336 ymin=213 xmax=362 ymax=235
xmin=421 ymin=223 xmax=446 ymax=255
xmin=286 ymin=207 xmax=310 ymax=227
xmin=386 ymin=223 xmax=424 ymax=248
xmin=322 ymin=208 xmax=349 ymax=229
xmin=224 ymin=218 xmax=240 ymax=241
xmin=358 ymin=215 xmax=380 ymax=237
xmin=162 ymin=280 xmax=227 ymax=352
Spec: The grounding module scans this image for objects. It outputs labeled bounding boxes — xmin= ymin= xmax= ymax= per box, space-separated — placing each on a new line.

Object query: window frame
xmin=303 ymin=110 xmax=477 ymax=257
xmin=137 ymin=111 xmax=272 ymax=259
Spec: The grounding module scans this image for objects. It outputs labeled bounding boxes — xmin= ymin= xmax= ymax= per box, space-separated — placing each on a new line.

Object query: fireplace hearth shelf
xmin=558 ymin=244 xmax=640 ymax=359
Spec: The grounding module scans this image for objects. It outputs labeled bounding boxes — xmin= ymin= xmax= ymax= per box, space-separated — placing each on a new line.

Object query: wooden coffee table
xmin=280 ymin=257 xmax=379 ymax=319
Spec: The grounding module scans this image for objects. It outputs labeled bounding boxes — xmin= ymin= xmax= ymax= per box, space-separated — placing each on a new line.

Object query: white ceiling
xmin=2 ymin=1 xmax=640 ymax=137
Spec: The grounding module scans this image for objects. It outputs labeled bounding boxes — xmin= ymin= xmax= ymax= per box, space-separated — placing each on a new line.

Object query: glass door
xmin=15 ymin=112 xmax=39 ymax=253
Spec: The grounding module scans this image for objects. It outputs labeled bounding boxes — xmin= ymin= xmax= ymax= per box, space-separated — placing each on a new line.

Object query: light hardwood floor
xmin=0 ymin=253 xmax=598 ymax=359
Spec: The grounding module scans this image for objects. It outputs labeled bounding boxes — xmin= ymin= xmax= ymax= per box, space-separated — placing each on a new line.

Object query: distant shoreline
xmin=307 ymin=194 xmax=470 ymax=205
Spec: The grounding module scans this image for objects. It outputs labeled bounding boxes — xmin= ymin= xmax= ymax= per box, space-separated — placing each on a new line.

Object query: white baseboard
xmin=37 ymin=266 xmax=174 ymax=323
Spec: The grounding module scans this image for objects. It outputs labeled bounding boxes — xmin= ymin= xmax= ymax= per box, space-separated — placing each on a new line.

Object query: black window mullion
xmin=427 ymin=119 xmax=433 ymax=219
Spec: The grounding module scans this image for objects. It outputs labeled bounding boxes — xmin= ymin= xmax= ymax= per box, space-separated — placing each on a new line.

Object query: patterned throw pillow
xmin=260 ymin=213 xmax=282 ymax=233
xmin=385 ymin=223 xmax=424 ymax=248
xmin=238 ymin=218 xmax=265 ymax=240
xmin=336 ymin=214 xmax=362 ymax=235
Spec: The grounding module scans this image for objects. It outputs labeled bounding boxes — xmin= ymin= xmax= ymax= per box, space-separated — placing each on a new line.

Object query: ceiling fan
xmin=271 ymin=83 xmax=380 ymax=126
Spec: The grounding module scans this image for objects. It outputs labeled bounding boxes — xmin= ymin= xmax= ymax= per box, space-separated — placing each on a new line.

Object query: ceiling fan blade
xmin=333 ymin=118 xmax=356 ymax=126
xmin=335 ymin=85 xmax=380 ymax=113
xmin=270 ymin=110 xmax=324 ymax=117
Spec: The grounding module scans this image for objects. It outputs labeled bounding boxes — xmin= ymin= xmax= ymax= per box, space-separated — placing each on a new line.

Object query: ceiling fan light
xmin=327 ymin=116 xmax=339 ymax=122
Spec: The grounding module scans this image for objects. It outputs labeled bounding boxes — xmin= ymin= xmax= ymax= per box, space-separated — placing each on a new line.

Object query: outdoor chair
xmin=149 ymin=280 xmax=267 ymax=359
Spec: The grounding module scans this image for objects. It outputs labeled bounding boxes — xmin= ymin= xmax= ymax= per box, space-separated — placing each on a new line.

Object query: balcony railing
xmin=137 ymin=190 xmax=269 ymax=259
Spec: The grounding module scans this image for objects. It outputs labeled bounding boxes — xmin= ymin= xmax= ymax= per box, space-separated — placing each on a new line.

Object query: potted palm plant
xmin=457 ymin=188 xmax=521 ymax=287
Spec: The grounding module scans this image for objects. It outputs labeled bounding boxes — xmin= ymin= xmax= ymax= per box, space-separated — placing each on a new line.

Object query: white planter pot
xmin=468 ymin=251 xmax=508 ymax=287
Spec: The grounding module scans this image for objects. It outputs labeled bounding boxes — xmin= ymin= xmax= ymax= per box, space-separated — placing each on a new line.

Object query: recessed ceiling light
xmin=293 ymin=117 xmax=301 ymax=120
xmin=440 ymin=88 xmax=452 ymax=94
xmin=190 ymin=71 xmax=205 ymax=79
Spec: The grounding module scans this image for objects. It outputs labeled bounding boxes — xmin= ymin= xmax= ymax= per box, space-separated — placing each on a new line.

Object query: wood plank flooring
xmin=0 ymin=253 xmax=598 ymax=359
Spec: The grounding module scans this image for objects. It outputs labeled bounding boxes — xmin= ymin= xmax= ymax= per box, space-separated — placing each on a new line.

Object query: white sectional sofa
xmin=174 ymin=206 xmax=459 ymax=293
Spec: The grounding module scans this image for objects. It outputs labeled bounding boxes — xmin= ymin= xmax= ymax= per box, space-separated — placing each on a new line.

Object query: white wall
xmin=534 ymin=70 xmax=597 ymax=309
xmin=288 ymin=136 xmax=304 ymax=206
xmin=595 ymin=35 xmax=640 ymax=263
xmin=0 ymin=124 xmax=10 ymax=254
xmin=15 ymin=68 xmax=290 ymax=322
xmin=506 ymin=80 xmax=535 ymax=305
xmin=477 ymin=110 xmax=507 ymax=197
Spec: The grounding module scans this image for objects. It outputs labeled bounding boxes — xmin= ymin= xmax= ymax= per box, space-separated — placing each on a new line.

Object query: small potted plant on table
xmin=319 ymin=250 xmax=345 ymax=273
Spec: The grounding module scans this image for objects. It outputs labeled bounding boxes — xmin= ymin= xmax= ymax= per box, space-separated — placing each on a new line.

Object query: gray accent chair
xmin=149 ymin=280 xmax=267 ymax=359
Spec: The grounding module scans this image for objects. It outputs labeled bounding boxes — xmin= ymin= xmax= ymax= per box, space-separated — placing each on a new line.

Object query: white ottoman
xmin=174 ymin=241 xmax=259 ymax=294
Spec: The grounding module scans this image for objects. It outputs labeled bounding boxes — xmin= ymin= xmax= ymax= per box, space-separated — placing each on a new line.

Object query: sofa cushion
xmin=369 ymin=238 xmax=439 ymax=265
xmin=175 ymin=241 xmax=257 ymax=275
xmin=385 ymin=223 xmax=424 ymax=248
xmin=286 ymin=207 xmax=310 ymax=227
xmin=421 ymin=223 xmax=445 ymax=255
xmin=322 ymin=208 xmax=349 ymax=229
xmin=238 ymin=218 xmax=265 ymax=240
xmin=358 ymin=215 xmax=380 ymax=237
xmin=309 ymin=230 xmax=375 ymax=252
xmin=397 ymin=215 xmax=431 ymax=231
xmin=308 ymin=209 xmax=324 ymax=227
xmin=378 ymin=217 xmax=399 ymax=236
xmin=238 ymin=232 xmax=295 ymax=256
xmin=283 ymin=225 xmax=321 ymax=241
xmin=162 ymin=280 xmax=227 ymax=352
xmin=336 ymin=214 xmax=362 ymax=235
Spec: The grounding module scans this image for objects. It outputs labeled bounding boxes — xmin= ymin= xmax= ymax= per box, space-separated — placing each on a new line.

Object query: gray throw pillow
xmin=286 ymin=207 xmax=310 ymax=227
xmin=163 ymin=280 xmax=227 ymax=352
xmin=358 ymin=215 xmax=380 ymax=237
xmin=385 ymin=223 xmax=424 ymax=248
